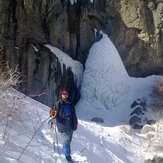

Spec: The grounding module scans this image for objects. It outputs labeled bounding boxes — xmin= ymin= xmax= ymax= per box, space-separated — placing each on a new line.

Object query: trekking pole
xmin=48 ymin=118 xmax=60 ymax=155
xmin=52 ymin=124 xmax=56 ymax=152
xmin=54 ymin=120 xmax=60 ymax=155
xmin=48 ymin=118 xmax=56 ymax=152
xmin=52 ymin=119 xmax=56 ymax=152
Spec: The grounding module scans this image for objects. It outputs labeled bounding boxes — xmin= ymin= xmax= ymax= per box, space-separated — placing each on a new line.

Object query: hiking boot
xmin=66 ymin=155 xmax=72 ymax=162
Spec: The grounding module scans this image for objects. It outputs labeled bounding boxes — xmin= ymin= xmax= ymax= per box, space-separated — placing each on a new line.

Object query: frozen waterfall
xmin=77 ymin=35 xmax=130 ymax=112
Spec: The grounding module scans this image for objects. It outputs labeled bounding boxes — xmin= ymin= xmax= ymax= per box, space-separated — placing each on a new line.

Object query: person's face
xmin=61 ymin=93 xmax=69 ymax=101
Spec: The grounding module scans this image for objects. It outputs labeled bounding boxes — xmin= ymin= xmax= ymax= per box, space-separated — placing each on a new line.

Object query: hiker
xmin=50 ymin=89 xmax=78 ymax=162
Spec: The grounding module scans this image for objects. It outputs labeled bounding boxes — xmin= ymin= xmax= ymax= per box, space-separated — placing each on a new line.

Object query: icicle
xmin=99 ymin=30 xmax=108 ymax=38
xmin=60 ymin=60 xmax=64 ymax=75
xmin=70 ymin=0 xmax=92 ymax=5
xmin=70 ymin=0 xmax=77 ymax=5
xmin=24 ymin=0 xmax=27 ymax=5
xmin=32 ymin=44 xmax=39 ymax=52
xmin=94 ymin=29 xmax=97 ymax=39
xmin=70 ymin=0 xmax=74 ymax=5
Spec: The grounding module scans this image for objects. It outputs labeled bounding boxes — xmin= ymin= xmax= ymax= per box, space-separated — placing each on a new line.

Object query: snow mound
xmin=78 ymin=35 xmax=129 ymax=111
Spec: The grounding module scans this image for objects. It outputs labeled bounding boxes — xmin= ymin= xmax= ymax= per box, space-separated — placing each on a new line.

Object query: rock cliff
xmin=0 ymin=0 xmax=162 ymax=106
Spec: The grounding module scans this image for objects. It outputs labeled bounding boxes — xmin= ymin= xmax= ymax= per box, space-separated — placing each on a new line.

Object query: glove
xmin=50 ymin=109 xmax=57 ymax=118
xmin=73 ymin=124 xmax=78 ymax=131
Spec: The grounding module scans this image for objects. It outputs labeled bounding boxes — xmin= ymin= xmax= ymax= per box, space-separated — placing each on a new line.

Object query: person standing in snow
xmin=50 ymin=89 xmax=78 ymax=162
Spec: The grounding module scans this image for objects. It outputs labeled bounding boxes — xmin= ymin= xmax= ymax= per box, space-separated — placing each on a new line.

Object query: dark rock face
xmin=130 ymin=99 xmax=141 ymax=108
xmin=129 ymin=99 xmax=160 ymax=129
xmin=130 ymin=107 xmax=144 ymax=116
xmin=129 ymin=115 xmax=141 ymax=125
xmin=129 ymin=99 xmax=146 ymax=129
xmin=0 ymin=0 xmax=162 ymax=106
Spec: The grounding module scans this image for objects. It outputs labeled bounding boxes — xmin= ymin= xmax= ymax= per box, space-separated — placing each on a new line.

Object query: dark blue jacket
xmin=52 ymin=100 xmax=78 ymax=133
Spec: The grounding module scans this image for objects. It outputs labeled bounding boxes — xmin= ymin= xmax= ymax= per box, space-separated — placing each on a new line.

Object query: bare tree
xmin=17 ymin=111 xmax=49 ymax=161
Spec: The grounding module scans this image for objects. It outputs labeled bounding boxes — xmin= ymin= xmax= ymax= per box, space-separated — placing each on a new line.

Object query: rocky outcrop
xmin=129 ymin=99 xmax=147 ymax=129
xmin=108 ymin=0 xmax=163 ymax=76
xmin=91 ymin=117 xmax=104 ymax=123
xmin=146 ymin=156 xmax=163 ymax=163
xmin=129 ymin=98 xmax=163 ymax=129
xmin=0 ymin=0 xmax=162 ymax=106
xmin=141 ymin=124 xmax=155 ymax=134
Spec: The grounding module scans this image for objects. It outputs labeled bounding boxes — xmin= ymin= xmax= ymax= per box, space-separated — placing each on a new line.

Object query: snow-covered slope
xmin=0 ymin=89 xmax=146 ymax=163
xmin=0 ymin=35 xmax=162 ymax=163
xmin=0 ymin=88 xmax=162 ymax=163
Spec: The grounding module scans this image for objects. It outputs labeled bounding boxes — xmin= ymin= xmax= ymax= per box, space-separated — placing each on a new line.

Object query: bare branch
xmin=17 ymin=113 xmax=50 ymax=161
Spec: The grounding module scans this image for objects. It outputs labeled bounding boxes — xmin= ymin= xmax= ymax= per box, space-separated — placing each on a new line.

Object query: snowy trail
xmin=74 ymin=120 xmax=134 ymax=163
xmin=99 ymin=137 xmax=132 ymax=163
xmin=41 ymin=121 xmax=89 ymax=163
xmin=40 ymin=118 xmax=135 ymax=163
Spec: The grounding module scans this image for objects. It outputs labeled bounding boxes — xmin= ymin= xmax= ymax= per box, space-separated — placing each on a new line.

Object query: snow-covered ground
xmin=0 ymin=35 xmax=162 ymax=163
xmin=0 ymin=88 xmax=162 ymax=163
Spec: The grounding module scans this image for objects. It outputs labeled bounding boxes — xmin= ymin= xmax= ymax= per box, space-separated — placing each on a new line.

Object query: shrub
xmin=0 ymin=60 xmax=21 ymax=138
